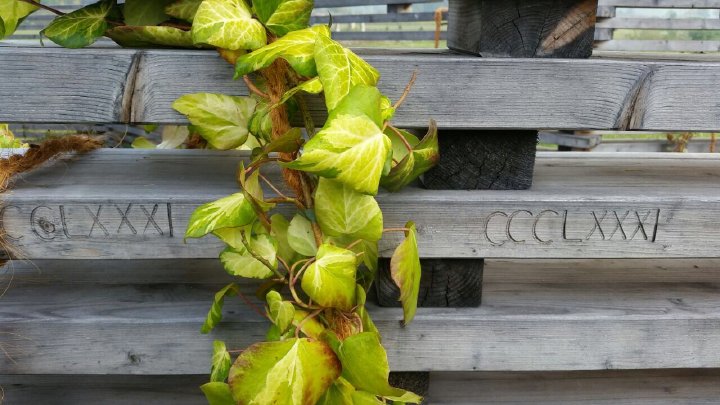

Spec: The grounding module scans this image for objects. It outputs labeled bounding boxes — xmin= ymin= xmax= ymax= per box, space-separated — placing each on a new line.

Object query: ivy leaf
xmin=266 ymin=290 xmax=295 ymax=333
xmin=228 ymin=338 xmax=341 ymax=404
xmin=270 ymin=213 xmax=301 ymax=264
xmin=336 ymin=332 xmax=423 ymax=404
xmin=191 ymin=0 xmax=266 ymax=50
xmin=327 ymin=85 xmax=384 ymax=128
xmin=234 ymin=25 xmax=330 ymax=78
xmin=201 ymin=283 xmax=239 ymax=333
xmin=130 ymin=136 xmax=156 ymax=149
xmin=356 ymin=285 xmax=378 ymax=335
xmin=285 ymin=114 xmax=391 ymax=195
xmin=41 ymin=0 xmax=114 ymax=48
xmin=390 ymin=221 xmax=422 ymax=326
xmin=185 ymin=193 xmax=256 ymax=238
xmin=123 ymin=0 xmax=173 ymax=26
xmin=347 ymin=48 xmax=380 ymax=87
xmin=280 ymin=77 xmax=323 ymax=105
xmin=254 ymin=0 xmax=313 ymax=37
xmin=287 ymin=214 xmax=317 ymax=257
xmin=301 ymin=244 xmax=357 ymax=311
xmin=210 ymin=340 xmax=232 ymax=382
xmin=352 ymin=391 xmax=386 ymax=404
xmin=200 ymin=382 xmax=235 ymax=405
xmin=318 ymin=377 xmax=355 ymax=405
xmin=315 ymin=178 xmax=383 ymax=242
xmin=172 ymin=93 xmax=256 ymax=150
xmin=265 ymin=128 xmax=303 ymax=154
xmin=158 ymin=125 xmax=190 ymax=148
xmin=249 ymin=98 xmax=273 ymax=142
xmin=220 ymin=234 xmax=278 ymax=279
xmin=106 ymin=25 xmax=197 ymax=48
xmin=381 ymin=121 xmax=439 ymax=192
xmin=293 ymin=309 xmax=326 ymax=340
xmin=380 ymin=95 xmax=395 ymax=122
xmin=0 ymin=0 xmax=38 ymax=39
xmin=165 ymin=0 xmax=202 ymax=22
xmin=385 ymin=127 xmax=419 ymax=162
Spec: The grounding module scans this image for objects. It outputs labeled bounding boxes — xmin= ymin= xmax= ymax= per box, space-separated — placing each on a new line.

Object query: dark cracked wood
xmin=375 ymin=259 xmax=484 ymax=307
xmin=448 ymin=0 xmax=598 ymax=58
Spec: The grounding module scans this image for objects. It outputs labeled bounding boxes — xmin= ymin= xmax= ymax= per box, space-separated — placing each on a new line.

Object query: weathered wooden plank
xmin=597 ymin=18 xmax=720 ymax=30
xmin=599 ymin=0 xmax=720 ymax=7
xmin=596 ymin=39 xmax=720 ymax=52
xmin=448 ymin=0 xmax=597 ymax=58
xmin=310 ymin=11 xmax=437 ymax=24
xmin=427 ymin=369 xmax=720 ymax=404
xmin=6 ymin=48 xmax=720 ymax=130
xmin=4 ymin=150 xmax=720 ymax=260
xmin=315 ymin=0 xmax=441 ymax=7
xmin=5 ymin=279 xmax=720 ymax=373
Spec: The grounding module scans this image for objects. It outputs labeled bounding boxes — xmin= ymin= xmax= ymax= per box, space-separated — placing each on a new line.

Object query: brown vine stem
xmin=387 ymin=124 xmax=414 ymax=153
xmin=240 ymin=231 xmax=285 ymax=279
xmin=18 ymin=0 xmax=65 ymax=16
xmin=294 ymin=308 xmax=324 ymax=339
xmin=243 ymin=75 xmax=271 ymax=100
xmin=234 ymin=287 xmax=269 ymax=320
xmin=393 ymin=70 xmax=418 ymax=110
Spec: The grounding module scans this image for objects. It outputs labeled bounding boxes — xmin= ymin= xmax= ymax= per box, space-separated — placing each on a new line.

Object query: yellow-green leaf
xmin=287 ymin=214 xmax=317 ymax=257
xmin=301 ymin=244 xmax=357 ymax=311
xmin=41 ymin=0 xmax=114 ymax=48
xmin=315 ymin=178 xmax=383 ymax=242
xmin=266 ymin=290 xmax=295 ymax=333
xmin=220 ymin=234 xmax=278 ymax=279
xmin=285 ymin=114 xmax=391 ymax=195
xmin=210 ymin=340 xmax=232 ymax=382
xmin=165 ymin=0 xmax=202 ymax=22
xmin=279 ymin=77 xmax=323 ymax=105
xmin=356 ymin=285 xmax=378 ymax=335
xmin=293 ymin=309 xmax=325 ymax=340
xmin=158 ymin=125 xmax=190 ymax=148
xmin=200 ymin=382 xmax=235 ymax=405
xmin=0 ymin=0 xmax=38 ymax=39
xmin=172 ymin=93 xmax=256 ymax=150
xmin=317 ymin=377 xmax=355 ymax=405
xmin=352 ymin=391 xmax=386 ymax=404
xmin=234 ymin=24 xmax=330 ymax=78
xmin=381 ymin=121 xmax=439 ymax=192
xmin=228 ymin=338 xmax=341 ymax=405
xmin=327 ymin=85 xmax=384 ymax=128
xmin=106 ymin=25 xmax=198 ymax=48
xmin=254 ymin=0 xmax=313 ymax=36
xmin=123 ymin=0 xmax=173 ymax=26
xmin=390 ymin=221 xmax=421 ymax=325
xmin=270 ymin=213 xmax=301 ymax=264
xmin=201 ymin=283 xmax=239 ymax=333
xmin=336 ymin=332 xmax=423 ymax=404
xmin=131 ymin=136 xmax=156 ymax=149
xmin=185 ymin=193 xmax=256 ymax=238
xmin=191 ymin=0 xmax=266 ymax=50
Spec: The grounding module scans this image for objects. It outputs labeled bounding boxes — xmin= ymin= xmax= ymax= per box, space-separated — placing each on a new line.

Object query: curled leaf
xmin=202 ymin=283 xmax=239 ymax=333
xmin=390 ymin=221 xmax=422 ymax=325
xmin=381 ymin=121 xmax=439 ymax=192
xmin=210 ymin=340 xmax=232 ymax=382
xmin=220 ymin=233 xmax=279 ymax=279
xmin=200 ymin=382 xmax=235 ymax=405
xmin=266 ymin=290 xmax=295 ymax=333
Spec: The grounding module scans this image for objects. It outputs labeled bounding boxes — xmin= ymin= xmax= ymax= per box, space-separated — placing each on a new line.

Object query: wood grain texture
xmin=427 ymin=369 xmax=720 ymax=404
xmin=6 ymin=48 xmax=720 ymax=130
xmin=4 ymin=150 xmax=720 ymax=260
xmin=423 ymin=131 xmax=537 ymax=190
xmin=5 ymin=277 xmax=720 ymax=373
xmin=375 ymin=259 xmax=484 ymax=307
xmin=448 ymin=0 xmax=597 ymax=58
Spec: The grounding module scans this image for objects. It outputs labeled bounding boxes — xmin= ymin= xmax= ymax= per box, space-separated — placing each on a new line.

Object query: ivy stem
xmin=245 ymin=157 xmax=287 ymax=174
xmin=243 ymin=75 xmax=271 ymax=100
xmin=292 ymin=259 xmax=315 ymax=286
xmin=393 ymin=70 xmax=418 ymax=111
xmin=18 ymin=0 xmax=65 ymax=16
xmin=234 ymin=286 xmax=269 ymax=320
xmin=259 ymin=173 xmax=296 ymax=203
xmin=240 ymin=231 xmax=285 ymax=279
xmin=294 ymin=308 xmax=324 ymax=339
xmin=295 ymin=94 xmax=316 ymax=138
xmin=387 ymin=124 xmax=414 ymax=153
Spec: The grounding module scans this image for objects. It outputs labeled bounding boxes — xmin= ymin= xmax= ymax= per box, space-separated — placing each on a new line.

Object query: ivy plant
xmin=2 ymin=1 xmax=440 ymax=403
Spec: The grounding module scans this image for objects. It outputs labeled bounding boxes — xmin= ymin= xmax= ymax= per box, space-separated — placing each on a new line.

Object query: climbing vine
xmin=2 ymin=0 xmax=439 ymax=403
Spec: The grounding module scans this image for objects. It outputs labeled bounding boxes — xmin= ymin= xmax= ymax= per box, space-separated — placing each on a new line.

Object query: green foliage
xmin=28 ymin=2 xmax=439 ymax=402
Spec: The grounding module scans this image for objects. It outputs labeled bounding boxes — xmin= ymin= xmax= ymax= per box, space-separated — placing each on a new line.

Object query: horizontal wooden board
xmin=4 ymin=150 xmax=720 ymax=260
xmin=596 ymin=39 xmax=720 ymax=52
xmin=4 ymin=275 xmax=720 ymax=373
xmin=5 ymin=48 xmax=720 ymax=130
xmin=599 ymin=0 xmax=720 ymax=7
xmin=427 ymin=369 xmax=720 ymax=404
xmin=597 ymin=18 xmax=720 ymax=30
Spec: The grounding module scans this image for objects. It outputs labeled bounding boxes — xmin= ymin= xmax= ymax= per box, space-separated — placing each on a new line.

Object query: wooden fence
xmin=3 ymin=0 xmax=720 ymax=403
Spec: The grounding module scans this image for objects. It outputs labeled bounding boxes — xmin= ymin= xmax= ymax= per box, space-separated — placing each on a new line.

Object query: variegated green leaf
xmin=191 ymin=0 xmax=266 ymax=50
xmin=318 ymin=377 xmax=355 ymax=405
xmin=285 ymin=113 xmax=391 ymax=195
xmin=279 ymin=77 xmax=323 ymax=105
xmin=356 ymin=285 xmax=378 ymax=335
xmin=293 ymin=309 xmax=326 ymax=340
xmin=123 ymin=0 xmax=172 ymax=26
xmin=287 ymin=214 xmax=317 ymax=257
xmin=220 ymin=234 xmax=278 ymax=279
xmin=336 ymin=332 xmax=423 ymax=404
xmin=381 ymin=121 xmax=439 ymax=192
xmin=266 ymin=290 xmax=295 ymax=332
xmin=41 ymin=0 xmax=114 ymax=48
xmin=0 ymin=0 xmax=38 ymax=39
xmin=201 ymin=283 xmax=239 ymax=333
xmin=106 ymin=25 xmax=198 ymax=48
xmin=314 ymin=34 xmax=350 ymax=111
xmin=211 ymin=340 xmax=232 ymax=382
xmin=130 ymin=136 xmax=156 ymax=149
xmin=301 ymin=244 xmax=357 ymax=311
xmin=385 ymin=127 xmax=419 ymax=162
xmin=234 ymin=24 xmax=330 ymax=78
xmin=254 ymin=0 xmax=313 ymax=36
xmin=200 ymin=382 xmax=235 ymax=405
xmin=185 ymin=193 xmax=256 ymax=238
xmin=228 ymin=338 xmax=341 ymax=405
xmin=315 ymin=178 xmax=383 ymax=242
xmin=172 ymin=93 xmax=256 ymax=150
xmin=347 ymin=47 xmax=380 ymax=87
xmin=390 ymin=221 xmax=421 ymax=325
xmin=165 ymin=0 xmax=202 ymax=22
xmin=327 ymin=85 xmax=383 ymax=128
xmin=158 ymin=125 xmax=190 ymax=148
xmin=270 ymin=213 xmax=301 ymax=264
xmin=249 ymin=98 xmax=273 ymax=142
xmin=352 ymin=391 xmax=386 ymax=404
